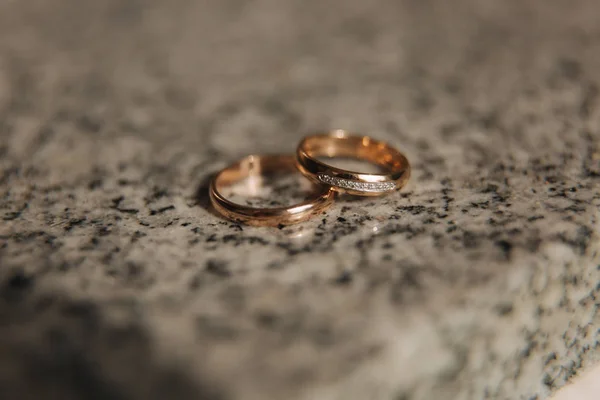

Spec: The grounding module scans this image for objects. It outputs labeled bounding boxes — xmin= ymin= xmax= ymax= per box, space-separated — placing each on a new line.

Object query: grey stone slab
xmin=0 ymin=1 xmax=599 ymax=399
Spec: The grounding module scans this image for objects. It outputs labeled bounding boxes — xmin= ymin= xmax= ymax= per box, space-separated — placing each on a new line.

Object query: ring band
xmin=296 ymin=130 xmax=411 ymax=196
xmin=209 ymin=154 xmax=335 ymax=226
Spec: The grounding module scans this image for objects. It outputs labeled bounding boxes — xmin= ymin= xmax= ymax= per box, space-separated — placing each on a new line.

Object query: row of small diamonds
xmin=318 ymin=174 xmax=396 ymax=192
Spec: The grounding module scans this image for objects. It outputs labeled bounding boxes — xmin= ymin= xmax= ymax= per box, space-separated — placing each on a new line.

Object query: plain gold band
xmin=296 ymin=130 xmax=411 ymax=196
xmin=209 ymin=154 xmax=335 ymax=226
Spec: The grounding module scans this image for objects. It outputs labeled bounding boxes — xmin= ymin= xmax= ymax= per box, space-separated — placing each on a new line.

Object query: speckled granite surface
xmin=0 ymin=1 xmax=599 ymax=399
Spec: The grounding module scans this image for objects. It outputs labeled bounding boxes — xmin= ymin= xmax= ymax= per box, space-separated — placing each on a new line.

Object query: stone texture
xmin=0 ymin=1 xmax=599 ymax=399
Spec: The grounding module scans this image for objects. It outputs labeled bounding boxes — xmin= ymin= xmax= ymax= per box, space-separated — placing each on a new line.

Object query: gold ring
xmin=209 ymin=154 xmax=335 ymax=226
xmin=296 ymin=130 xmax=411 ymax=196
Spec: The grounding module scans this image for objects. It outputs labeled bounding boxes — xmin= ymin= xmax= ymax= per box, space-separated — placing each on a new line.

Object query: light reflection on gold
xmin=245 ymin=174 xmax=263 ymax=197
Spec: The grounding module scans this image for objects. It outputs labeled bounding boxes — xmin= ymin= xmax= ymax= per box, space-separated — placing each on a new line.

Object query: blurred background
xmin=2 ymin=0 xmax=599 ymax=156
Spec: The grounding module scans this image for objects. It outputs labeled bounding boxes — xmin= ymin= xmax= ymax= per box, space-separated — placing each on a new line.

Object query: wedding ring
xmin=209 ymin=154 xmax=335 ymax=226
xmin=296 ymin=130 xmax=411 ymax=196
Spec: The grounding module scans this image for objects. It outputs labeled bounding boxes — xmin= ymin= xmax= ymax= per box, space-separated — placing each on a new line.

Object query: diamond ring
xmin=296 ymin=130 xmax=411 ymax=197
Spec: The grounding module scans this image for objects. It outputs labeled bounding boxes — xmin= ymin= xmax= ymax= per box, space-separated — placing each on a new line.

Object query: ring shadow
xmin=193 ymin=172 xmax=223 ymax=220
